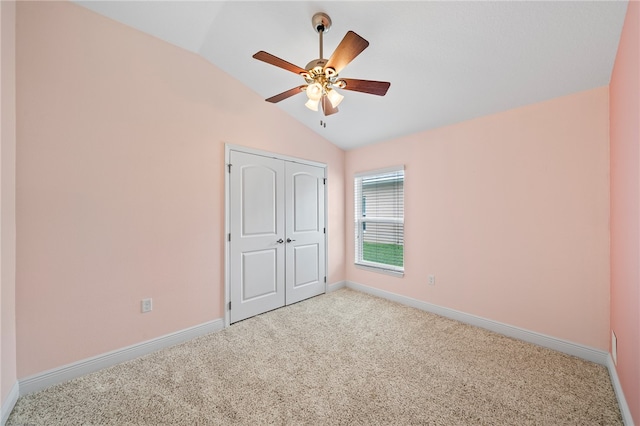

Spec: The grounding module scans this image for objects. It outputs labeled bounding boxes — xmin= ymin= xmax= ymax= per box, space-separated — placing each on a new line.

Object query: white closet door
xmin=285 ymin=162 xmax=326 ymax=304
xmin=229 ymin=151 xmax=285 ymax=323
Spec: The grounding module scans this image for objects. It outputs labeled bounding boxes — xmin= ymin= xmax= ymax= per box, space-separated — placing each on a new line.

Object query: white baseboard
xmin=1 ymin=381 xmax=19 ymax=425
xmin=11 ymin=286 xmax=632 ymax=424
xmin=345 ymin=281 xmax=609 ymax=365
xmin=19 ymin=319 xmax=224 ymax=396
xmin=607 ymin=355 xmax=634 ymax=425
xmin=327 ymin=281 xmax=346 ymax=293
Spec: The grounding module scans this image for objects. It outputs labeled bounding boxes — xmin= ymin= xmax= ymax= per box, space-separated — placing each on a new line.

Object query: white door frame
xmin=224 ymin=144 xmax=328 ymax=328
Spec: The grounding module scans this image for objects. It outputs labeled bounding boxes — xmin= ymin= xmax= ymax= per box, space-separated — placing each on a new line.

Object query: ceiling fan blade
xmin=253 ymin=51 xmax=308 ymax=75
xmin=321 ymin=95 xmax=339 ymax=116
xmin=325 ymin=31 xmax=369 ymax=74
xmin=339 ymin=78 xmax=390 ymax=96
xmin=265 ymin=86 xmax=306 ymax=103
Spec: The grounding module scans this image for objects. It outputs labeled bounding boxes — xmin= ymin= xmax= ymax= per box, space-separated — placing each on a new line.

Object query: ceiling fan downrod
xmin=312 ymin=12 xmax=331 ymax=60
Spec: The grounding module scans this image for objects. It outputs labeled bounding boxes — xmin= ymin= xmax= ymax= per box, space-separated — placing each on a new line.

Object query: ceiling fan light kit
xmin=252 ymin=12 xmax=391 ymax=117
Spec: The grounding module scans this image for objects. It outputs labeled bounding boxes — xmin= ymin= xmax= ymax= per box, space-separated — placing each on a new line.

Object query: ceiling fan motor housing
xmin=305 ymin=59 xmax=328 ymax=74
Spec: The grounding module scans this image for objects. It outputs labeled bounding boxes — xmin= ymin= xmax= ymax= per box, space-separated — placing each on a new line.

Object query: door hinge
xmin=228 ymin=233 xmax=231 ymax=242
xmin=323 ymin=178 xmax=326 ymax=185
xmin=228 ymin=301 xmax=231 ymax=310
xmin=323 ymin=227 xmax=326 ymax=234
xmin=227 ymin=164 xmax=232 ymax=173
xmin=324 ymin=276 xmax=327 ymax=283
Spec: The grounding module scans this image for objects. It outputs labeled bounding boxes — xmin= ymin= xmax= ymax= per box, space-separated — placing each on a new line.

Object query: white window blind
xmin=354 ymin=166 xmax=404 ymax=273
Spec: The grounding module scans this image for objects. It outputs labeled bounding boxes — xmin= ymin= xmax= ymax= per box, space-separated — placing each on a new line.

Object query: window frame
xmin=354 ymin=166 xmax=405 ymax=276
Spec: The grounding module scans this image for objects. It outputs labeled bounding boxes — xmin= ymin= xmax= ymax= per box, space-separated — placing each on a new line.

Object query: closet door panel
xmin=229 ymin=151 xmax=285 ymax=323
xmin=285 ymin=162 xmax=326 ymax=304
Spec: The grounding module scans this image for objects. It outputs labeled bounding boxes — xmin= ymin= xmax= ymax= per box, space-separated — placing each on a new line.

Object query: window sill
xmin=355 ymin=263 xmax=404 ymax=278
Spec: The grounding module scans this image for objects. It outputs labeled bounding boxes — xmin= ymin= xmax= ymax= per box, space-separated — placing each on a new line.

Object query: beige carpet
xmin=8 ymin=288 xmax=622 ymax=425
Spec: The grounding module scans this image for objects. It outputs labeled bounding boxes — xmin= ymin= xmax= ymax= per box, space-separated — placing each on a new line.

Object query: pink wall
xmin=10 ymin=3 xmax=631 ymax=416
xmin=15 ymin=2 xmax=344 ymax=378
xmin=1 ymin=0 xmax=18 ymax=407
xmin=610 ymin=1 xmax=640 ymax=422
xmin=345 ymin=87 xmax=611 ymax=350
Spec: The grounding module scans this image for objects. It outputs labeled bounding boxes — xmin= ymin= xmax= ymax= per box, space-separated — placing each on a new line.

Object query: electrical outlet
xmin=611 ymin=330 xmax=617 ymax=365
xmin=428 ymin=274 xmax=435 ymax=285
xmin=141 ymin=298 xmax=153 ymax=313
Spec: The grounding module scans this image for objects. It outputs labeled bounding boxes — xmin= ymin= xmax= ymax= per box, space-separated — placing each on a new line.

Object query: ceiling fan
xmin=252 ymin=12 xmax=391 ymax=116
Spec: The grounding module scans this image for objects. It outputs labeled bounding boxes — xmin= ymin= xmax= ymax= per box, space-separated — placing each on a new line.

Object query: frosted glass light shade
xmin=306 ymin=83 xmax=323 ymax=101
xmin=326 ymin=88 xmax=344 ymax=108
xmin=305 ymin=98 xmax=320 ymax=111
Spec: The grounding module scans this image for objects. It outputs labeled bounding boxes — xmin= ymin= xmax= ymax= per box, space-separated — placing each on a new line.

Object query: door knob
xmin=286 ymin=238 xmax=296 ymax=243
xmin=276 ymin=239 xmax=284 ymax=244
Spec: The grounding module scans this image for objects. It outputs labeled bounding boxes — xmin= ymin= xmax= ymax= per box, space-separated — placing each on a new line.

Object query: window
xmin=354 ymin=166 xmax=404 ymax=274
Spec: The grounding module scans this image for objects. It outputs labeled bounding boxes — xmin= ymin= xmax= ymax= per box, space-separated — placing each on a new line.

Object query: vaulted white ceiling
xmin=74 ymin=1 xmax=628 ymax=150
